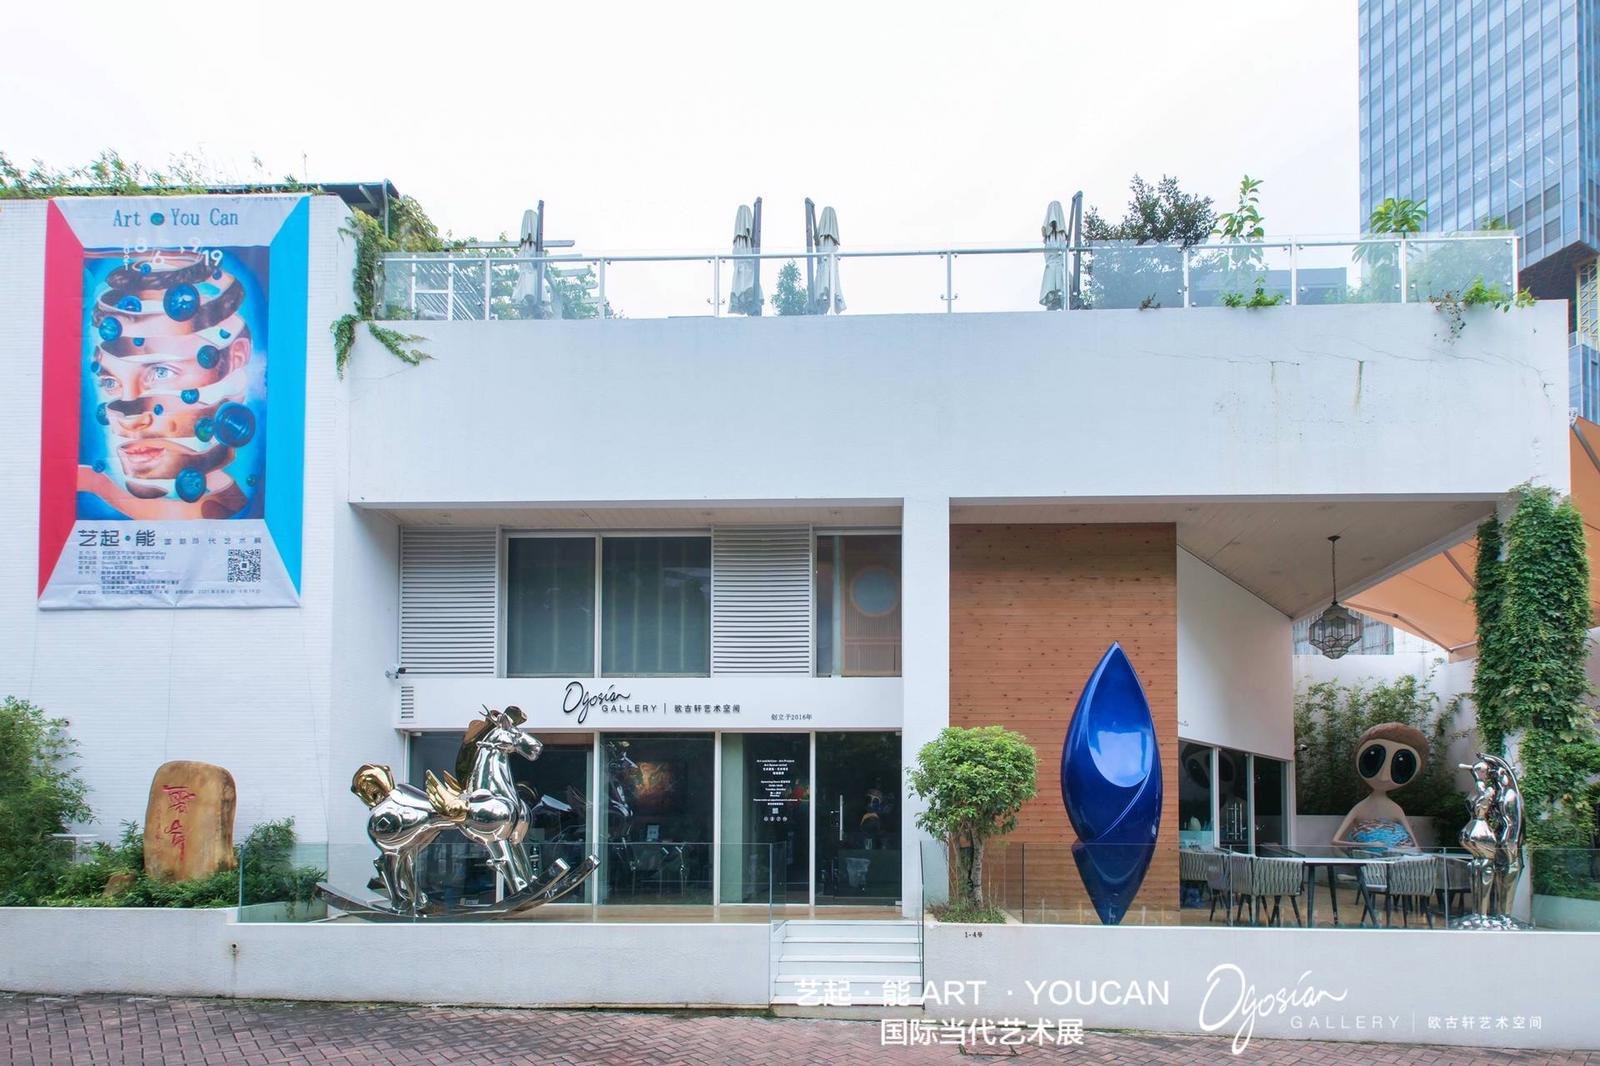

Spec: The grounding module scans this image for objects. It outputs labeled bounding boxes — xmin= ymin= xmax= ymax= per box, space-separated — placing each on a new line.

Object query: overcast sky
xmin=4 ymin=2 xmax=1358 ymax=254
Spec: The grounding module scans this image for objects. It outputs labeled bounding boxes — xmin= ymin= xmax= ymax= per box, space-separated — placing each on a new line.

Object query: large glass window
xmin=1253 ymin=756 xmax=1289 ymax=848
xmin=506 ymin=537 xmax=596 ymax=676
xmin=601 ymin=537 xmax=711 ymax=676
xmin=600 ymin=733 xmax=714 ymax=903
xmin=1217 ymin=748 xmax=1250 ymax=851
xmin=407 ymin=732 xmax=598 ymax=905
xmin=721 ymin=733 xmax=811 ymax=904
xmin=816 ymin=534 xmax=902 ymax=677
xmin=1178 ymin=742 xmax=1214 ymax=847
xmin=506 ymin=534 xmax=711 ymax=678
xmin=815 ymin=731 xmax=902 ymax=904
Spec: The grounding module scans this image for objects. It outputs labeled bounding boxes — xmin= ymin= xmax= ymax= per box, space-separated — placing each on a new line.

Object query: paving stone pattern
xmin=3 ymin=993 xmax=1598 ymax=1065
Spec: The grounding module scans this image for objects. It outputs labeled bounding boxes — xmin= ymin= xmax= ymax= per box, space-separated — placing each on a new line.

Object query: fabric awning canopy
xmin=1345 ymin=418 xmax=1600 ymax=658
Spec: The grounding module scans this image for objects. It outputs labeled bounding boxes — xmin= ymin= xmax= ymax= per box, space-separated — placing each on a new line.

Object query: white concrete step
xmin=772 ymin=975 xmax=922 ymax=1006
xmin=782 ymin=934 xmax=919 ymax=946
xmin=780 ymin=920 xmax=917 ymax=939
xmin=777 ymin=956 xmax=921 ymax=977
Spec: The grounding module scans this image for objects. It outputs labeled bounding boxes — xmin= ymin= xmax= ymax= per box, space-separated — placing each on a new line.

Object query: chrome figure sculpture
xmin=319 ymin=706 xmax=597 ymax=919
xmin=1451 ymin=752 xmax=1528 ymax=930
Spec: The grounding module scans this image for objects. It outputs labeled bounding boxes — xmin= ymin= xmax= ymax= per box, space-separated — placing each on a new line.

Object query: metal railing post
xmin=445 ymin=260 xmax=456 ymax=321
xmin=1398 ymin=238 xmax=1408 ymax=302
xmin=1182 ymin=246 xmax=1192 ymax=308
xmin=944 ymin=252 xmax=954 ymax=312
xmin=1060 ymin=247 xmax=1069 ymax=310
xmin=598 ymin=259 xmax=608 ymax=320
xmin=1289 ymin=243 xmax=1299 ymax=306
xmin=482 ymin=257 xmax=492 ymax=320
xmin=408 ymin=259 xmax=417 ymax=319
xmin=712 ymin=256 xmax=722 ymax=317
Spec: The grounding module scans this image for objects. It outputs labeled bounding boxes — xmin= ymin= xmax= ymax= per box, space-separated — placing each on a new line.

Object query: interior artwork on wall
xmin=1060 ymin=642 xmax=1162 ymax=924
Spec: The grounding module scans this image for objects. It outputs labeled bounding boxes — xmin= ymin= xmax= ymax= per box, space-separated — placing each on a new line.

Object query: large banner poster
xmin=38 ymin=195 xmax=308 ymax=608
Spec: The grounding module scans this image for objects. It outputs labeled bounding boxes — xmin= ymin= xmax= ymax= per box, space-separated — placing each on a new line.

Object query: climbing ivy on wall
xmin=1472 ymin=486 xmax=1600 ymax=863
xmin=331 ymin=197 xmax=445 ymax=376
xmin=2 ymin=148 xmax=442 ymax=376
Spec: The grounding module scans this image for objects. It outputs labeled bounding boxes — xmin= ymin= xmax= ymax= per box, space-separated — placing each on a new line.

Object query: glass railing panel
xmin=916 ymin=840 xmax=1600 ymax=930
xmin=1405 ymin=235 xmax=1518 ymax=302
xmin=1187 ymin=242 xmax=1294 ymax=307
xmin=1078 ymin=241 xmax=1185 ymax=310
xmin=1528 ymin=847 xmax=1600 ymax=930
xmin=949 ymin=249 xmax=1066 ymax=314
xmin=1288 ymin=240 xmax=1373 ymax=305
xmin=283 ymin=841 xmax=773 ymax=922
xmin=233 ymin=839 xmax=328 ymax=922
xmin=816 ymin=251 xmax=946 ymax=316
xmin=589 ymin=256 xmax=710 ymax=320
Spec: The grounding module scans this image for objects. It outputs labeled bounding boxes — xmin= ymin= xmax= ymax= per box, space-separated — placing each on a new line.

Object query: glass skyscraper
xmin=1359 ymin=0 xmax=1600 ymax=415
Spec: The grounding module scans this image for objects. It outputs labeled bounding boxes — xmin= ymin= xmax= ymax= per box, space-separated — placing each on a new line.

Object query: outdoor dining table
xmin=1299 ymin=854 xmax=1393 ymax=927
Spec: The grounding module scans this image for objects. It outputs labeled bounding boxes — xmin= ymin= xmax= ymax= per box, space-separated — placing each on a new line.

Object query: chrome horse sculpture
xmin=1452 ymin=752 xmax=1528 ymax=930
xmin=319 ymin=705 xmax=597 ymax=919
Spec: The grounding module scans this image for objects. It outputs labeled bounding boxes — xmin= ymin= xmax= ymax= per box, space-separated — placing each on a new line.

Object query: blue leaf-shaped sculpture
xmin=1060 ymin=642 xmax=1161 ymax=925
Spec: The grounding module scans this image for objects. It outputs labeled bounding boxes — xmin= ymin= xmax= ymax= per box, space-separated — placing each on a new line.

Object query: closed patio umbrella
xmin=513 ymin=207 xmax=550 ymax=319
xmin=813 ymin=205 xmax=845 ymax=314
xmin=729 ymin=204 xmax=762 ymax=315
xmin=1040 ymin=200 xmax=1068 ymax=310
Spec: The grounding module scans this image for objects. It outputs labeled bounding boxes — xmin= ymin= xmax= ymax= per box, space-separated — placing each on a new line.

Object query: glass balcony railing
xmin=919 ymin=840 xmax=1600 ymax=930
xmin=238 ymin=841 xmax=777 ymax=922
xmin=374 ymin=234 xmax=1519 ymax=323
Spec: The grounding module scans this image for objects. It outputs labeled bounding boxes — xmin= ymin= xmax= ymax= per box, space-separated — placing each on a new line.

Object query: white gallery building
xmin=2 ymin=192 xmax=1595 ymax=1047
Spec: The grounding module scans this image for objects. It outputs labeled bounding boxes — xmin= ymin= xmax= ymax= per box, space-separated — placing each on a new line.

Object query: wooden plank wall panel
xmin=950 ymin=524 xmax=1180 ymax=923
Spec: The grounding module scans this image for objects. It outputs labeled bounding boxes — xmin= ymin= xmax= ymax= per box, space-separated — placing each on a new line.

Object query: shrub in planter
xmin=908 ymin=725 xmax=1037 ymax=918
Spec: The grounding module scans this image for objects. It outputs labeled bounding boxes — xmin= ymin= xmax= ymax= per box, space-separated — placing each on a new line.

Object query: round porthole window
xmin=849 ymin=566 xmax=899 ymax=617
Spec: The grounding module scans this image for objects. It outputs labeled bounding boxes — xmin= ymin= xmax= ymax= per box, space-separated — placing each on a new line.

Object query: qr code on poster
xmin=227 ymin=548 xmax=262 ymax=583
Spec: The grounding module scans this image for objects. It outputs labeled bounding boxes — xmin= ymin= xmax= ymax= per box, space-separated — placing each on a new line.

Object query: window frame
xmin=501 ymin=529 xmax=713 ymax=679
xmin=814 ymin=527 xmax=904 ymax=679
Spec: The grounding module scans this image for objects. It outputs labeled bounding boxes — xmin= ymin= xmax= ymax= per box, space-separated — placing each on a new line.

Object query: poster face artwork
xmin=38 ymin=196 xmax=309 ymax=608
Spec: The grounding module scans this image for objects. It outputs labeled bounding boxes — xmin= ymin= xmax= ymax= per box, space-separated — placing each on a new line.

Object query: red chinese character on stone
xmin=164 ymin=819 xmax=187 ymax=859
xmin=162 ymin=785 xmax=198 ymax=813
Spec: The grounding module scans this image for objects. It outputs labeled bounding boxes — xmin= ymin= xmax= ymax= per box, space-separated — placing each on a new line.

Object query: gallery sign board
xmin=399 ymin=676 xmax=903 ymax=734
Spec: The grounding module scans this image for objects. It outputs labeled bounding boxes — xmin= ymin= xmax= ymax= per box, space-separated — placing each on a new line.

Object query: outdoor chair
xmin=1435 ymin=856 xmax=1473 ymax=918
xmin=1361 ymin=856 xmax=1438 ymax=927
xmin=1236 ymin=856 xmax=1307 ymax=926
xmin=1205 ymin=850 xmax=1244 ymax=923
xmin=1179 ymin=848 xmax=1210 ymax=906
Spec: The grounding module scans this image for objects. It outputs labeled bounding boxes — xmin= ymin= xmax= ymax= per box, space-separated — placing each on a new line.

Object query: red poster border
xmin=38 ymin=203 xmax=84 ymax=596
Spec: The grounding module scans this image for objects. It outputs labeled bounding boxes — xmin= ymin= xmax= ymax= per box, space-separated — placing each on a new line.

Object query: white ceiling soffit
xmin=951 ymin=497 xmax=1496 ymax=618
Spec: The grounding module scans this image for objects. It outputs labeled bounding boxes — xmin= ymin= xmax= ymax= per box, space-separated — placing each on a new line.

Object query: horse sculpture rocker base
xmin=318 ymin=705 xmax=597 ymax=920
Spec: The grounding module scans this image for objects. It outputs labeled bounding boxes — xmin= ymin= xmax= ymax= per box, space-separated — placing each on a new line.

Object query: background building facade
xmin=1359 ymin=0 xmax=1600 ymax=414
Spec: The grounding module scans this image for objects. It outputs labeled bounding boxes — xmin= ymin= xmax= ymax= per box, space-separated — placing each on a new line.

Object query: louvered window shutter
xmin=711 ymin=526 xmax=814 ymax=675
xmin=400 ymin=528 xmax=498 ymax=675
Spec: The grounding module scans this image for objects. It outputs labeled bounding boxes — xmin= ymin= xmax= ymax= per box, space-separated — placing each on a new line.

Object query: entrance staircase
xmin=770 ymin=919 xmax=922 ymax=1006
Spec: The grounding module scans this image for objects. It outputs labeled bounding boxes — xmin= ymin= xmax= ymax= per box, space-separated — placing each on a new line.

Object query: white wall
xmin=0 ymin=197 xmax=356 ymax=843
xmin=346 ymin=303 xmax=1569 ymax=506
xmin=1293 ymin=649 xmax=1449 ymax=689
xmin=0 ymin=909 xmax=770 ymax=1007
xmin=923 ymin=921 xmax=1600 ymax=1051
xmin=1176 ymin=550 xmax=1294 ymax=760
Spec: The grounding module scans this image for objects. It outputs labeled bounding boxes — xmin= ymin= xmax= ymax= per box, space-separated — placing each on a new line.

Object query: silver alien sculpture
xmin=318 ymin=705 xmax=597 ymax=919
xmin=1451 ymin=752 xmax=1528 ymax=930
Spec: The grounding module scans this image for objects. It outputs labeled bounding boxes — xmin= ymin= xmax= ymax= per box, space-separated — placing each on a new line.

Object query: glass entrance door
xmin=720 ymin=733 xmax=810 ymax=904
xmin=815 ymin=731 xmax=902 ymax=905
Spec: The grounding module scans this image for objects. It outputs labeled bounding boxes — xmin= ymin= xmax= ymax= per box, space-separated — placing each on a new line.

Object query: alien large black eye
xmin=1390 ymin=748 xmax=1418 ymax=785
xmin=1359 ymin=744 xmax=1387 ymax=779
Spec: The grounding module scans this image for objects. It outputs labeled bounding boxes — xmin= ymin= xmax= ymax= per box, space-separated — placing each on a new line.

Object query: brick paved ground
xmin=2 ymin=993 xmax=1597 ymax=1066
